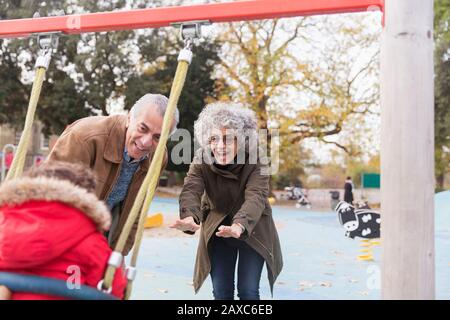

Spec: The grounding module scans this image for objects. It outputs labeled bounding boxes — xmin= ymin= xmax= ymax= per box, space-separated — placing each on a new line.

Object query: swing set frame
xmin=0 ymin=0 xmax=384 ymax=38
xmin=0 ymin=0 xmax=437 ymax=300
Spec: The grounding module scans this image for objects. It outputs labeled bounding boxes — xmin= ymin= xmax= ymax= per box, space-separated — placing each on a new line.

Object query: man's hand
xmin=215 ymin=223 xmax=244 ymax=239
xmin=169 ymin=216 xmax=200 ymax=233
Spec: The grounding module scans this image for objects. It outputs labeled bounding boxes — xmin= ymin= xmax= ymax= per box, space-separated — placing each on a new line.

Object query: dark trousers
xmin=210 ymin=236 xmax=265 ymax=300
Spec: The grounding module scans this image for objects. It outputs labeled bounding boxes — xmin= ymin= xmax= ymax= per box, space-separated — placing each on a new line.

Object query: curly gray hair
xmin=194 ymin=102 xmax=258 ymax=149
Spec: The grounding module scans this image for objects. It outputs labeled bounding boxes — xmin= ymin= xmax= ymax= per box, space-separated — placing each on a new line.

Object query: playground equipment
xmin=358 ymin=240 xmax=374 ymax=261
xmin=144 ymin=213 xmax=164 ymax=229
xmin=0 ymin=272 xmax=117 ymax=300
xmin=282 ymin=186 xmax=312 ymax=209
xmin=1 ymin=144 xmax=16 ymax=182
xmin=0 ymin=0 xmax=435 ymax=300
xmin=357 ymin=239 xmax=381 ymax=262
xmin=335 ymin=201 xmax=381 ymax=239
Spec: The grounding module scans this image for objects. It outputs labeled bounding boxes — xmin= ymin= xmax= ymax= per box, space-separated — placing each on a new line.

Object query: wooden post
xmin=380 ymin=0 xmax=435 ymax=299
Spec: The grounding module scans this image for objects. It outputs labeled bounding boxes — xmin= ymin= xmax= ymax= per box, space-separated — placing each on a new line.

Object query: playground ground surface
xmin=129 ymin=192 xmax=450 ymax=300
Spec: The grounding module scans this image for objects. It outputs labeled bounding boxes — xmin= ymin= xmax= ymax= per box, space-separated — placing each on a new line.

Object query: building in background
xmin=0 ymin=122 xmax=59 ymax=174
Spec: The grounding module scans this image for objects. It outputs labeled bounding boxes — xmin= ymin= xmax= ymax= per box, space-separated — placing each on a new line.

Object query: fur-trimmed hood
xmin=0 ymin=177 xmax=111 ymax=231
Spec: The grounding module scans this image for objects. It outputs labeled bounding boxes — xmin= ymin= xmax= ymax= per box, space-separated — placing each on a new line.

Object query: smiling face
xmin=125 ymin=105 xmax=164 ymax=160
xmin=209 ymin=128 xmax=238 ymax=165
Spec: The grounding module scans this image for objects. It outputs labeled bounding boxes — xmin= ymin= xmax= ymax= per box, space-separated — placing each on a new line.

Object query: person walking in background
xmin=344 ymin=176 xmax=354 ymax=204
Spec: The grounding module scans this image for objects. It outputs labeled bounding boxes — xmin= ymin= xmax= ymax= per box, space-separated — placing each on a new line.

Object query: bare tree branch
xmin=320 ymin=138 xmax=350 ymax=154
xmin=218 ymin=60 xmax=252 ymax=96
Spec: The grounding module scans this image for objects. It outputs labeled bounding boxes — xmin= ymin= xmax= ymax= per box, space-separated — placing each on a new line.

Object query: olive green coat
xmin=179 ymin=157 xmax=283 ymax=294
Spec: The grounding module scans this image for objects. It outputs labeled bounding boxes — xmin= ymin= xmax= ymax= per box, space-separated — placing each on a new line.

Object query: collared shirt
xmin=123 ymin=148 xmax=149 ymax=163
xmin=105 ymin=148 xmax=148 ymax=210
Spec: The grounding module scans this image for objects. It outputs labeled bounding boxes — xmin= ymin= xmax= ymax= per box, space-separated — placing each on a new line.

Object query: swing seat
xmin=0 ymin=272 xmax=117 ymax=300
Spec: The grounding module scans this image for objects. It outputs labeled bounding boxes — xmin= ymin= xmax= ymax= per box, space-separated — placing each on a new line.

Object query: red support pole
xmin=0 ymin=0 xmax=384 ymax=39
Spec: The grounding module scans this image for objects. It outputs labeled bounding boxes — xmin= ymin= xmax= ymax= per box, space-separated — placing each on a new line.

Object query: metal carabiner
xmin=32 ymin=11 xmax=62 ymax=69
xmin=37 ymin=33 xmax=59 ymax=52
xmin=172 ymin=20 xmax=210 ymax=50
xmin=34 ymin=32 xmax=60 ymax=69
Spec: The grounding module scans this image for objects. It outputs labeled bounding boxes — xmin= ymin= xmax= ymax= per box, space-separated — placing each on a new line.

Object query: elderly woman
xmin=170 ymin=102 xmax=283 ymax=300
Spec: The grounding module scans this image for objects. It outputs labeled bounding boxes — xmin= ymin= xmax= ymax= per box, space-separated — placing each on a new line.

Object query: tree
xmin=0 ymin=56 xmax=30 ymax=127
xmin=39 ymin=68 xmax=91 ymax=136
xmin=68 ymin=0 xmax=138 ymax=117
xmin=124 ymin=29 xmax=222 ymax=172
xmin=345 ymin=154 xmax=380 ymax=187
xmin=213 ymin=15 xmax=381 ymax=190
xmin=0 ymin=0 xmax=94 ymax=134
xmin=272 ymin=136 xmax=312 ymax=189
xmin=215 ymin=15 xmax=380 ymax=155
xmin=0 ymin=0 xmax=217 ymax=141
xmin=435 ymin=38 xmax=450 ymax=190
xmin=434 ymin=0 xmax=450 ymax=190
xmin=435 ymin=0 xmax=450 ymax=41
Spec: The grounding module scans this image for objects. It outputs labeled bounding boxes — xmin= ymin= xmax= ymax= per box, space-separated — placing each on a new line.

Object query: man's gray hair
xmin=194 ymin=101 xmax=258 ymax=148
xmin=130 ymin=93 xmax=179 ymax=135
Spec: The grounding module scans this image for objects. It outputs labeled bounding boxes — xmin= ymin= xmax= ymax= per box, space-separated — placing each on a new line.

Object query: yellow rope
xmin=2 ymin=35 xmax=189 ymax=299
xmin=5 ymin=67 xmax=47 ymax=181
xmin=124 ymin=61 xmax=190 ymax=299
xmin=102 ymin=59 xmax=191 ymax=295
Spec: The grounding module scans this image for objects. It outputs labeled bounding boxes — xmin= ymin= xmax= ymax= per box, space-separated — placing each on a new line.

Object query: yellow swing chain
xmin=100 ymin=24 xmax=201 ymax=298
xmin=5 ymin=34 xmax=58 ymax=181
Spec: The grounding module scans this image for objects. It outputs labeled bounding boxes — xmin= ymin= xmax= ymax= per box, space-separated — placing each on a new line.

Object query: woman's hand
xmin=0 ymin=285 xmax=12 ymax=300
xmin=215 ymin=223 xmax=245 ymax=239
xmin=169 ymin=216 xmax=200 ymax=233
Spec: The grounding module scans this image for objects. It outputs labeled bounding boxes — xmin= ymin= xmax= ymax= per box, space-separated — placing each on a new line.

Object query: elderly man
xmin=48 ymin=93 xmax=179 ymax=255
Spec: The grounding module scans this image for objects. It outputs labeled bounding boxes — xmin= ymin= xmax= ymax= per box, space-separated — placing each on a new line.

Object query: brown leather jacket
xmin=48 ymin=114 xmax=167 ymax=255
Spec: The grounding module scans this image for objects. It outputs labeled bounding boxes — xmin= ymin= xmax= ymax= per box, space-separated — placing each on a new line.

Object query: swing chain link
xmin=183 ymin=37 xmax=193 ymax=50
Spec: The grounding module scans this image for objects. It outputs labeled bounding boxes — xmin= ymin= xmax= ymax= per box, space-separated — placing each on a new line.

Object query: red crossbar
xmin=0 ymin=0 xmax=384 ymax=38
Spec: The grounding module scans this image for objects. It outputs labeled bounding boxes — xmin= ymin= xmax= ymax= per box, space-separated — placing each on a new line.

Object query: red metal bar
xmin=0 ymin=0 xmax=384 ymax=38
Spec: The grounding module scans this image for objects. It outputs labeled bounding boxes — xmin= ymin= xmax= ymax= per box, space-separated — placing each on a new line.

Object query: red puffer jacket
xmin=0 ymin=176 xmax=127 ymax=300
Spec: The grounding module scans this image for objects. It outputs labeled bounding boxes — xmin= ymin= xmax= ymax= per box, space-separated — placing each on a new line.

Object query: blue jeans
xmin=210 ymin=236 xmax=265 ymax=300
